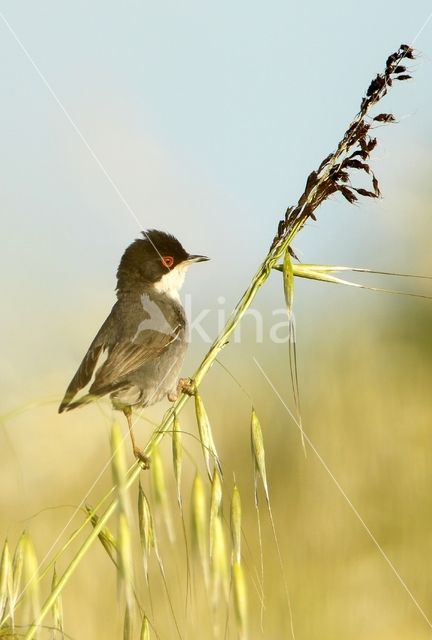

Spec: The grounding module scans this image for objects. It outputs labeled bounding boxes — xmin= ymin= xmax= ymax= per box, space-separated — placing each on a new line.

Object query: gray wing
xmin=58 ymin=313 xmax=114 ymax=412
xmin=89 ymin=325 xmax=182 ymax=397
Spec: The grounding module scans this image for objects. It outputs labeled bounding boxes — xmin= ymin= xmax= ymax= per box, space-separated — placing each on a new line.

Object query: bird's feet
xmin=167 ymin=377 xmax=196 ymax=402
xmin=178 ymin=377 xmax=196 ymax=396
xmin=133 ymin=446 xmax=150 ymax=470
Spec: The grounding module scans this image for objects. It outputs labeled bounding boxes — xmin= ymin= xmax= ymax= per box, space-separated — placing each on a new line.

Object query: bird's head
xmin=116 ymin=229 xmax=209 ymax=298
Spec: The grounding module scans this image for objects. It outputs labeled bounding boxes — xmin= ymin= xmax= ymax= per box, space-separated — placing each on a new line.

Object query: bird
xmin=59 ymin=229 xmax=209 ymax=466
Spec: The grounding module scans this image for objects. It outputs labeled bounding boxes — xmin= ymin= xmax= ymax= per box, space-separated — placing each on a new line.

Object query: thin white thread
xmin=411 ymin=9 xmax=432 ymax=44
xmin=253 ymin=356 xmax=432 ymax=630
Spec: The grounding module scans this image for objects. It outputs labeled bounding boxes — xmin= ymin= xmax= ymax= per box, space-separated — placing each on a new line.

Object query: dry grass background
xmin=1 ymin=271 xmax=431 ymax=638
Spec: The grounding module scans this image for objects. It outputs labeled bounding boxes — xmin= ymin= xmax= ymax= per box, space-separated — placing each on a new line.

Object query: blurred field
xmin=1 ymin=290 xmax=431 ymax=639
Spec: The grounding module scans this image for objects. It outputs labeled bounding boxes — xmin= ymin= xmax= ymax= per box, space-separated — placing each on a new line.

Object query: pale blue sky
xmin=0 ymin=2 xmax=431 ymax=404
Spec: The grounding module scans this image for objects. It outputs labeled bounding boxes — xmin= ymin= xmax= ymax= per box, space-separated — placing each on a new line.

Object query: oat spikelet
xmin=123 ymin=603 xmax=132 ymax=640
xmin=209 ymin=470 xmax=223 ymax=558
xmin=172 ymin=413 xmax=183 ymax=508
xmin=275 ymin=262 xmax=432 ymax=301
xmin=211 ymin=516 xmax=229 ymax=606
xmin=138 ymin=483 xmax=156 ymax=585
xmin=86 ymin=505 xmax=118 ymax=565
xmin=22 ymin=532 xmax=40 ymax=629
xmin=140 ymin=614 xmax=150 ymax=640
xmin=110 ymin=423 xmax=135 ymax=624
xmin=282 ymin=250 xmax=306 ymax=453
xmin=0 ymin=539 xmax=12 ymax=625
xmin=230 ymin=485 xmax=242 ymax=565
xmin=250 ymin=409 xmax=269 ymax=504
xmin=191 ymin=474 xmax=209 ymax=586
xmin=233 ymin=561 xmax=248 ymax=639
xmin=50 ymin=566 xmax=64 ymax=639
xmin=151 ymin=444 xmax=174 ymax=542
xmin=283 ymin=248 xmax=295 ymax=316
xmin=195 ymin=392 xmax=222 ymax=480
xmin=110 ymin=423 xmax=131 ymax=517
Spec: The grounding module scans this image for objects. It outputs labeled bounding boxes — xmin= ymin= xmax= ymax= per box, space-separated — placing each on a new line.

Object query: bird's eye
xmin=161 ymin=256 xmax=174 ymax=268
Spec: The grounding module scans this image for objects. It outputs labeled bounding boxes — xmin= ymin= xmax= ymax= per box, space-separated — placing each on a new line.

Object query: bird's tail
xmin=58 ymin=394 xmax=97 ymax=413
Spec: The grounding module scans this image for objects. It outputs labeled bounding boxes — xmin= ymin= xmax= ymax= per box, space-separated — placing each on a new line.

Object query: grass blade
xmin=274 ymin=263 xmax=432 ymax=300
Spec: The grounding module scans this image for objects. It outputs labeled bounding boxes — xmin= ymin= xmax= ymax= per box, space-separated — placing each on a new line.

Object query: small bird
xmin=59 ymin=229 xmax=209 ymax=466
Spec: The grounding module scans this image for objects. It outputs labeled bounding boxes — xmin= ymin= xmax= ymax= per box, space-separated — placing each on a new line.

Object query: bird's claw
xmin=133 ymin=447 xmax=150 ymax=470
xmin=178 ymin=377 xmax=196 ymax=396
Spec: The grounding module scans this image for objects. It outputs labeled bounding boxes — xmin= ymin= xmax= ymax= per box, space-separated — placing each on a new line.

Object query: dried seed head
xmin=344 ymin=159 xmax=371 ymax=172
xmin=373 ymin=113 xmax=396 ymax=123
xmin=372 ymin=174 xmax=381 ymax=197
xmin=338 ymin=185 xmax=358 ymax=204
xmin=353 ymin=187 xmax=377 ymax=198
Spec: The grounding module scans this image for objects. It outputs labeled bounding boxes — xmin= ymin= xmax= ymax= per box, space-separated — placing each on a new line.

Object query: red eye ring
xmin=161 ymin=256 xmax=174 ymax=268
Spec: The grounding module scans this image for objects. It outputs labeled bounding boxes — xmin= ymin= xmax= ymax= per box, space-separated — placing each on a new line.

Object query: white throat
xmin=153 ymin=263 xmax=189 ymax=301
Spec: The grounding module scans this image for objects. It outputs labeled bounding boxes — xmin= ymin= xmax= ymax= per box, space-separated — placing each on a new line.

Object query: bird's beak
xmin=187 ymin=254 xmax=210 ymax=263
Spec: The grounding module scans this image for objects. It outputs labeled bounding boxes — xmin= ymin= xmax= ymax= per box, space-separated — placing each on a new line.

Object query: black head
xmin=116 ymin=229 xmax=208 ymax=293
